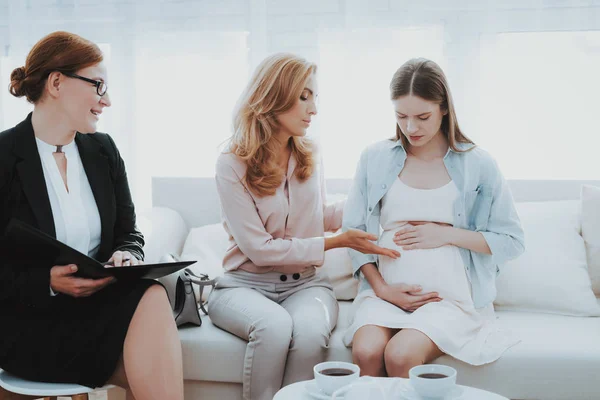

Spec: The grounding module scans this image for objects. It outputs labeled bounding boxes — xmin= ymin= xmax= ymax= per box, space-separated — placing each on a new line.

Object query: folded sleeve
xmin=342 ymin=149 xmax=377 ymax=277
xmin=478 ymin=158 xmax=525 ymax=270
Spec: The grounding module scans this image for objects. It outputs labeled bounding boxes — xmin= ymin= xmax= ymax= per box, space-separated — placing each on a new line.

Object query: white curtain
xmin=1 ymin=0 xmax=599 ymax=209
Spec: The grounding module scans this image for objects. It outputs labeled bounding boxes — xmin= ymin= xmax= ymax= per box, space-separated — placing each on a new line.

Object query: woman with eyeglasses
xmin=0 ymin=32 xmax=184 ymax=399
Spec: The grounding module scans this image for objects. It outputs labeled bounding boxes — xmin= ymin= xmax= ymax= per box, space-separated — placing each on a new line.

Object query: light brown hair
xmin=390 ymin=58 xmax=474 ymax=151
xmin=9 ymin=31 xmax=103 ymax=104
xmin=230 ymin=53 xmax=316 ymax=197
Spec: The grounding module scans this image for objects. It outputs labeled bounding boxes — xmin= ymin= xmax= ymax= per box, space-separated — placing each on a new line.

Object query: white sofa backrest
xmin=152 ymin=177 xmax=600 ymax=229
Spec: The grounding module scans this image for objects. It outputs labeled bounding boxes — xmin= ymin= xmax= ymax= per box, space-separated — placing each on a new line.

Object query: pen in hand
xmin=104 ymin=251 xmax=143 ymax=268
xmin=103 ymin=257 xmax=130 ymax=268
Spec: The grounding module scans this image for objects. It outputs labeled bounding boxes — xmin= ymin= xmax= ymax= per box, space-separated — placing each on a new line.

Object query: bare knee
xmin=384 ymin=344 xmax=425 ymax=378
xmin=351 ymin=326 xmax=395 ymax=377
xmin=352 ymin=340 xmax=387 ymax=376
xmin=353 ymin=340 xmax=385 ymax=366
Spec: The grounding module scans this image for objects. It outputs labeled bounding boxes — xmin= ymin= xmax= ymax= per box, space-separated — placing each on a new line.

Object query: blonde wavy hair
xmin=229 ymin=53 xmax=317 ymax=197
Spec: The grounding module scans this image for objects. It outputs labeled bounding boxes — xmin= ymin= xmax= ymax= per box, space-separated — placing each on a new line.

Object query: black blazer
xmin=0 ymin=113 xmax=144 ymax=312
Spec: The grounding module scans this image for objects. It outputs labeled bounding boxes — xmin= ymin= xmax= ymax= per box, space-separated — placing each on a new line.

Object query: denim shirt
xmin=343 ymin=139 xmax=525 ymax=309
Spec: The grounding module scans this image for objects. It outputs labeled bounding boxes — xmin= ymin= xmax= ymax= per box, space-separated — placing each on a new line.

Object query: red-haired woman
xmin=0 ymin=32 xmax=183 ymax=400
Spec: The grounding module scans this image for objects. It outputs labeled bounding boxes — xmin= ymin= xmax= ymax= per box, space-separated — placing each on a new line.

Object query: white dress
xmin=342 ymin=178 xmax=520 ymax=365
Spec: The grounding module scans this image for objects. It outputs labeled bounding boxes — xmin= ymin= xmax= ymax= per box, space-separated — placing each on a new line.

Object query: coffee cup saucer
xmin=304 ymin=380 xmax=337 ymax=399
xmin=399 ymin=381 xmax=464 ymax=400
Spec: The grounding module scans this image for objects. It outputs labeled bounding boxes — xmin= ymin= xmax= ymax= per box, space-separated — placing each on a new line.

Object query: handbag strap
xmin=181 ymin=267 xmax=216 ymax=315
xmin=183 ymin=268 xmax=217 ymax=287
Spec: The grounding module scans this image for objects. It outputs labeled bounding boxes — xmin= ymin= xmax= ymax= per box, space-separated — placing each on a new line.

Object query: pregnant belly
xmin=378 ymin=230 xmax=473 ymax=304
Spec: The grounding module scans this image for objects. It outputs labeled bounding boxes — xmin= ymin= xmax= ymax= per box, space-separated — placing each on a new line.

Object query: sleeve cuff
xmin=349 ymin=250 xmax=377 ymax=278
xmin=309 ymin=237 xmax=326 ymax=266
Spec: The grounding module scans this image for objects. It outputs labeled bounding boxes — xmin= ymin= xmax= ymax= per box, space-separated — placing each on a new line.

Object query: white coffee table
xmin=273 ymin=377 xmax=508 ymax=399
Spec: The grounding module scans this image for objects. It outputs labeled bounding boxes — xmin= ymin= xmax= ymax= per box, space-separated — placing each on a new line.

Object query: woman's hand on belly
xmin=377 ymin=282 xmax=442 ymax=313
xmin=393 ymin=221 xmax=452 ymax=251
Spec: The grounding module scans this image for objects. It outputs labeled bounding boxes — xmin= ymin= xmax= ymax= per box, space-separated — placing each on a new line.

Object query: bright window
xmin=477 ymin=31 xmax=600 ymax=179
xmin=131 ymin=32 xmax=248 ymax=207
xmin=317 ymin=27 xmax=446 ymax=178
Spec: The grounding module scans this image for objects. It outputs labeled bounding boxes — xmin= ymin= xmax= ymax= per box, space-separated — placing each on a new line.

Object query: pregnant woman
xmin=342 ymin=58 xmax=525 ymax=377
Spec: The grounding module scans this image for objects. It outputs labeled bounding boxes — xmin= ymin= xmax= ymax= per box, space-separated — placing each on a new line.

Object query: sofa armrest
xmin=137 ymin=207 xmax=189 ymax=264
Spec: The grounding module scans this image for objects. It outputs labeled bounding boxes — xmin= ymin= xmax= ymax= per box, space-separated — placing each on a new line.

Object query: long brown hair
xmin=230 ymin=53 xmax=316 ymax=197
xmin=390 ymin=58 xmax=474 ymax=151
xmin=9 ymin=31 xmax=103 ymax=104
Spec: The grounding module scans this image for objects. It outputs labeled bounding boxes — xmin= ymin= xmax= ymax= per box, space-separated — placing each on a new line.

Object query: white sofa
xmin=134 ymin=178 xmax=600 ymax=400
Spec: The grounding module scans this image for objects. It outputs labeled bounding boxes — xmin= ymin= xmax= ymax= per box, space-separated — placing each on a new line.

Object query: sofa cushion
xmin=431 ymin=306 xmax=600 ymax=400
xmin=317 ymin=233 xmax=358 ymax=300
xmin=581 ymin=185 xmax=600 ymax=296
xmin=177 ymin=303 xmax=355 ymax=384
xmin=182 ymin=302 xmax=600 ymax=399
xmin=179 ymin=316 xmax=246 ymax=383
xmin=137 ymin=207 xmax=188 ymax=264
xmin=494 ymin=200 xmax=600 ymax=316
xmin=330 ymin=304 xmax=600 ymax=400
xmin=181 ymin=300 xmax=600 ymax=399
xmin=180 ymin=223 xmax=229 ymax=301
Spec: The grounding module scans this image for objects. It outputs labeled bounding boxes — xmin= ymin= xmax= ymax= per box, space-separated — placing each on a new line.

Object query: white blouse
xmin=35 ymin=137 xmax=102 ymax=258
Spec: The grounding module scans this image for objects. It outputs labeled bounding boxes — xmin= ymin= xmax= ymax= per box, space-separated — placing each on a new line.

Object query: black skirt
xmin=0 ymin=279 xmax=163 ymax=388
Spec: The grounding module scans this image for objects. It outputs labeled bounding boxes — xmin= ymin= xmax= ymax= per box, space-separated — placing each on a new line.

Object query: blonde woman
xmin=209 ymin=53 xmax=399 ymax=400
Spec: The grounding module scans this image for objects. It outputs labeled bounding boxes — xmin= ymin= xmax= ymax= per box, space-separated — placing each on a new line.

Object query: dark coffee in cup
xmin=418 ymin=373 xmax=448 ymax=379
xmin=320 ymin=368 xmax=354 ymax=377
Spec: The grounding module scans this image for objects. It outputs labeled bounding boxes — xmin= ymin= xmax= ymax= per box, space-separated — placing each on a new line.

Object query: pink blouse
xmin=215 ymin=151 xmax=344 ymax=274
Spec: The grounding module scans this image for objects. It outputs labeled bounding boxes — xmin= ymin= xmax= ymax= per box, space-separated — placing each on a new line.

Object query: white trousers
xmin=208 ymin=269 xmax=339 ymax=400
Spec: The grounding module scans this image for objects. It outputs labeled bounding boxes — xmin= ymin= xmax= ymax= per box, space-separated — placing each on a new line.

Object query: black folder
xmin=5 ymin=218 xmax=195 ymax=280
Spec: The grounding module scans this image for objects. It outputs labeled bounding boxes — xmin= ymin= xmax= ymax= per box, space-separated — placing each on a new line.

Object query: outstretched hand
xmin=341 ymin=229 xmax=401 ymax=259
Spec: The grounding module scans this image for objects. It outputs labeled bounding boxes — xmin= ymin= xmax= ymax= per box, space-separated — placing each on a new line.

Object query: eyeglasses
xmin=63 ymin=72 xmax=108 ymax=96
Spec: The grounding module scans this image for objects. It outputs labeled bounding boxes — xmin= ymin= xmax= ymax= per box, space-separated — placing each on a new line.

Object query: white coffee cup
xmin=409 ymin=364 xmax=457 ymax=398
xmin=313 ymin=361 xmax=360 ymax=395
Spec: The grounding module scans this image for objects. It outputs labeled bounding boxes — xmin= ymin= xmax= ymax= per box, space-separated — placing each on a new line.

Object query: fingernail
xmin=71 ymin=266 xmax=77 ymax=272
